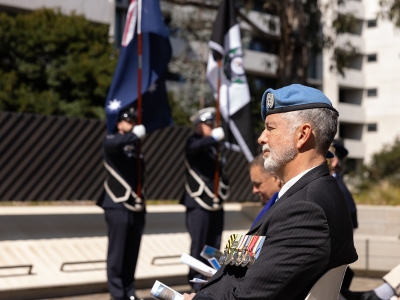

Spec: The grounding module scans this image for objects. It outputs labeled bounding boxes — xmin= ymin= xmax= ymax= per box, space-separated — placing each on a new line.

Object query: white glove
xmin=211 ymin=127 xmax=225 ymax=141
xmin=132 ymin=124 xmax=146 ymax=138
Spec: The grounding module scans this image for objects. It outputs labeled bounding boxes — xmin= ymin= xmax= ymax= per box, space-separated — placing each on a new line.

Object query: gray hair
xmin=280 ymin=108 xmax=339 ymax=154
xmin=249 ymin=153 xmax=266 ymax=171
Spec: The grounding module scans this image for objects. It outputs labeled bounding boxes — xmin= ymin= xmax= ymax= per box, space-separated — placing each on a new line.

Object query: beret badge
xmin=266 ymin=93 xmax=275 ymax=109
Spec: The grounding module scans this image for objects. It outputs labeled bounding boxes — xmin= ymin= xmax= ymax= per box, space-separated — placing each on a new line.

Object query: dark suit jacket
xmin=195 ymin=164 xmax=358 ymax=300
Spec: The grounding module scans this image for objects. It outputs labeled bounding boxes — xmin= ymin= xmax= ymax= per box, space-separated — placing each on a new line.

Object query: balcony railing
xmin=338 ymin=102 xmax=365 ymax=124
xmin=336 ymin=33 xmax=365 ymax=54
xmin=338 ymin=68 xmax=365 ymax=89
xmin=343 ymin=139 xmax=365 ymax=159
xmin=337 ymin=0 xmax=365 ymax=20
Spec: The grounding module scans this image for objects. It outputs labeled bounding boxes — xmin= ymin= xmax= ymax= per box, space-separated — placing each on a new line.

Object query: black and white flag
xmin=207 ymin=0 xmax=256 ymax=162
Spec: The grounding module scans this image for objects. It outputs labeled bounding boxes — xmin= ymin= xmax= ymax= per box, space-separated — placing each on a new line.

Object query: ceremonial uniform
xmin=97 ymin=109 xmax=146 ymax=300
xmin=181 ymin=108 xmax=229 ymax=291
xmin=330 ymin=141 xmax=358 ymax=230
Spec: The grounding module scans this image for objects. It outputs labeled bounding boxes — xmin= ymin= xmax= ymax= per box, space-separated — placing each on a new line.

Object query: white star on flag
xmin=107 ymin=99 xmax=122 ymax=111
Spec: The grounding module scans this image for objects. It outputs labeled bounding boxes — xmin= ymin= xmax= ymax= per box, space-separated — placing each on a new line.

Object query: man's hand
xmin=183 ymin=293 xmax=196 ymax=300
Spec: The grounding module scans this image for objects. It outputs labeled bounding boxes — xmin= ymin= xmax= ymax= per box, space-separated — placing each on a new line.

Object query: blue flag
xmin=105 ymin=0 xmax=173 ymax=133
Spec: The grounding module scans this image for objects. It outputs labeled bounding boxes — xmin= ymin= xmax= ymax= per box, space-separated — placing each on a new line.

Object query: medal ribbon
xmin=247 ymin=235 xmax=260 ymax=257
xmin=231 ymin=235 xmax=243 ymax=254
xmin=225 ymin=234 xmax=237 ymax=254
xmin=236 ymin=235 xmax=247 ymax=253
xmin=255 ymin=236 xmax=266 ymax=259
xmin=242 ymin=235 xmax=252 ymax=253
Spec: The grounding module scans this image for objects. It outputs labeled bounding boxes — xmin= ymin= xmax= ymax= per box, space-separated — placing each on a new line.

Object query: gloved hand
xmin=132 ymin=124 xmax=146 ymax=138
xmin=211 ymin=127 xmax=225 ymax=141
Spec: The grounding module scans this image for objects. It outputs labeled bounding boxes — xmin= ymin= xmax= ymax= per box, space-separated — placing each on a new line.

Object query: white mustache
xmin=262 ymin=144 xmax=270 ymax=152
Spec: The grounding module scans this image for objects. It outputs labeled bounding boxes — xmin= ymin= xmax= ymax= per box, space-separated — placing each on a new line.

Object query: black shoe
xmin=341 ymin=289 xmax=365 ymax=300
xmin=360 ymin=291 xmax=384 ymax=300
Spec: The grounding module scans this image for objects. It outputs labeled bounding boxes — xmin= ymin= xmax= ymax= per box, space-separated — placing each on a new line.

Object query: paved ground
xmin=43 ymin=277 xmax=384 ymax=300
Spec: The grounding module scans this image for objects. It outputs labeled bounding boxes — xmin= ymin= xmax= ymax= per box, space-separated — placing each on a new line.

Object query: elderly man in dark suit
xmin=183 ymin=84 xmax=358 ymax=300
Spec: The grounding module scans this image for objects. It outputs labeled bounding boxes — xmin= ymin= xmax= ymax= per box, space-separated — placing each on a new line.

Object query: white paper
xmin=180 ymin=253 xmax=217 ymax=278
xmin=150 ymin=280 xmax=184 ymax=300
xmin=189 ymin=278 xmax=208 ymax=284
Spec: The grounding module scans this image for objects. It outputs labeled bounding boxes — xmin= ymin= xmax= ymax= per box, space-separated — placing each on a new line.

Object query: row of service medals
xmin=219 ymin=234 xmax=266 ymax=268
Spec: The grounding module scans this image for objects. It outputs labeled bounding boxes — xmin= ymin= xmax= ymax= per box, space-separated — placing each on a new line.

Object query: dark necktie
xmin=250 ymin=192 xmax=279 ymax=229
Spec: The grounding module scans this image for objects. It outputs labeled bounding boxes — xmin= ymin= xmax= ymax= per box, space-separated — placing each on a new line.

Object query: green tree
xmin=364 ymin=137 xmax=400 ymax=186
xmin=0 ymin=9 xmax=118 ymax=119
xmin=380 ymin=0 xmax=400 ymax=27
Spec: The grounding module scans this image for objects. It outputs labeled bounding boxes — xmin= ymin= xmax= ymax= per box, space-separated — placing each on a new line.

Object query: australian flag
xmin=105 ymin=0 xmax=173 ymax=133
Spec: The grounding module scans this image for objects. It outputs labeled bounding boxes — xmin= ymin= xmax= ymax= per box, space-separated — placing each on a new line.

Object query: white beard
xmin=263 ymin=142 xmax=297 ymax=172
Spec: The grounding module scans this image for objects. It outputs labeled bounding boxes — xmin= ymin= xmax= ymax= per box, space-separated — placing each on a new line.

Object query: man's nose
xmin=252 ymin=186 xmax=258 ymax=194
xmin=258 ymin=130 xmax=267 ymax=145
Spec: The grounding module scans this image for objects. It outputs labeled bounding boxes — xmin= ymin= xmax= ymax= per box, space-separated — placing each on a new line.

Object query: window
xmin=367 ymin=123 xmax=378 ymax=132
xmin=114 ymin=9 xmax=127 ymax=46
xmin=367 ymin=54 xmax=377 ymax=62
xmin=367 ymin=19 xmax=377 ymax=28
xmin=367 ymin=88 xmax=378 ymax=97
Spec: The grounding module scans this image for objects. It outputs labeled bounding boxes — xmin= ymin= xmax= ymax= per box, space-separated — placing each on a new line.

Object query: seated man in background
xmin=249 ymin=153 xmax=282 ymax=228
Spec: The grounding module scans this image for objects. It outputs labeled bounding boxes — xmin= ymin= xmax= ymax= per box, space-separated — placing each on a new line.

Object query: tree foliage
xmin=379 ymin=0 xmax=400 ymax=27
xmin=0 ymin=9 xmax=118 ymax=119
xmin=363 ymin=137 xmax=400 ymax=186
xmin=349 ymin=137 xmax=400 ymax=205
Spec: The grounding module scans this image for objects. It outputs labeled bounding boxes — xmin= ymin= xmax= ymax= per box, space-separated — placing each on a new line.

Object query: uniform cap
xmin=190 ymin=107 xmax=216 ymax=124
xmin=118 ymin=106 xmax=137 ymax=122
xmin=331 ymin=140 xmax=349 ymax=160
xmin=261 ymin=84 xmax=338 ymax=121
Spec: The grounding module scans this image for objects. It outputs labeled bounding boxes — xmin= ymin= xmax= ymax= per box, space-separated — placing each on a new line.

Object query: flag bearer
xmin=180 ymin=107 xmax=229 ymax=292
xmin=97 ymin=106 xmax=146 ymax=300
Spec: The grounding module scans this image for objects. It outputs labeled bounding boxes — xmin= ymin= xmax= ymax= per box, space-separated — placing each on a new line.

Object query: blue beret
xmin=261 ymin=84 xmax=338 ymax=121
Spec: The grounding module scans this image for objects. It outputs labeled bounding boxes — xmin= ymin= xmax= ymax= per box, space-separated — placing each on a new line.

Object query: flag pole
xmin=136 ymin=0 xmax=143 ymax=199
xmin=214 ymin=57 xmax=222 ymax=199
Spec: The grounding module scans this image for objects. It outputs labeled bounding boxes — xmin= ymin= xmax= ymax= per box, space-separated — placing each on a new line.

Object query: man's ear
xmin=331 ymin=155 xmax=339 ymax=168
xmin=295 ymin=123 xmax=313 ymax=150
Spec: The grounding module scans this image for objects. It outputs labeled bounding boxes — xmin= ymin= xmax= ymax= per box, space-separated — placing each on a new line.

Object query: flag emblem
xmin=224 ymin=48 xmax=246 ymax=84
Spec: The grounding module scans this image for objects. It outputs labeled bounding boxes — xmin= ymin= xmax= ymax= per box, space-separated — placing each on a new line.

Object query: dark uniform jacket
xmin=97 ymin=132 xmax=145 ymax=212
xmin=195 ymin=164 xmax=358 ymax=300
xmin=180 ymin=133 xmax=229 ymax=211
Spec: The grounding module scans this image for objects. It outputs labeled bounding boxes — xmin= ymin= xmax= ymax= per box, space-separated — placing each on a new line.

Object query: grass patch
xmin=353 ymin=182 xmax=400 ymax=206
